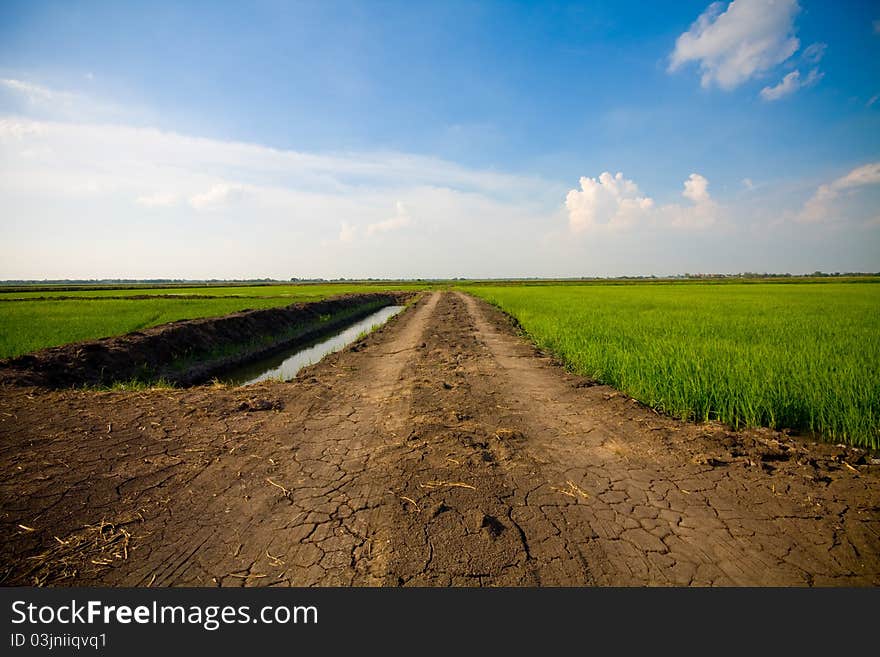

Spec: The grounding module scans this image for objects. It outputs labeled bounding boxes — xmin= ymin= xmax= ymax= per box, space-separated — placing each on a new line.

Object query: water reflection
xmin=224 ymin=305 xmax=404 ymax=385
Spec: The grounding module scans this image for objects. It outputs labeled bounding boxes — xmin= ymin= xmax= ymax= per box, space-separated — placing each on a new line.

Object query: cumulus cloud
xmin=800 ymin=162 xmax=880 ymax=222
xmin=669 ymin=0 xmax=801 ymax=90
xmin=760 ymin=68 xmax=822 ymax=100
xmin=666 ymin=174 xmax=718 ymax=228
xmin=565 ymin=172 xmax=718 ymax=233
xmin=683 ymin=173 xmax=711 ymax=203
xmin=565 ymin=172 xmax=654 ymax=233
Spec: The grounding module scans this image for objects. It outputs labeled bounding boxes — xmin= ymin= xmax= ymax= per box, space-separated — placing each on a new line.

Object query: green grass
xmin=0 ymin=285 xmax=423 ymax=358
xmin=165 ymin=298 xmax=391 ymax=375
xmin=0 ymin=282 xmax=424 ymax=299
xmin=464 ymin=283 xmax=880 ymax=449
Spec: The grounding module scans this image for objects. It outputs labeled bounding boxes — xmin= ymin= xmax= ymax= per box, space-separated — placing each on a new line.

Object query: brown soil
xmin=0 ymin=291 xmax=877 ymax=586
xmin=0 ymin=292 xmax=409 ymax=388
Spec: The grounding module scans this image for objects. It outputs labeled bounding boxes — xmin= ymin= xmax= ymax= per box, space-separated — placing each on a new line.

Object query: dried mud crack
xmin=1 ymin=291 xmax=878 ymax=586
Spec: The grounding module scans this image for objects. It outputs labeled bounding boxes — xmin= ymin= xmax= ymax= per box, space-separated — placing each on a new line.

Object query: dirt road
xmin=1 ymin=291 xmax=878 ymax=586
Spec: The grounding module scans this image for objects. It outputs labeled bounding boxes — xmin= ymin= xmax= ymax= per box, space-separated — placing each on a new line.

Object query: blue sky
xmin=1 ymin=0 xmax=878 ymax=278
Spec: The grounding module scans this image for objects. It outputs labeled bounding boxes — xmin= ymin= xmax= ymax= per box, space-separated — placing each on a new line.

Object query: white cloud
xmin=565 ymin=172 xmax=654 ymax=233
xmin=338 ymin=222 xmax=356 ymax=243
xmin=0 ymin=78 xmax=123 ymax=121
xmin=565 ymin=172 xmax=718 ymax=233
xmin=800 ymin=162 xmax=880 ymax=222
xmin=874 ymin=19 xmax=880 ymax=34
xmin=0 ymin=117 xmax=47 ymax=139
xmin=669 ymin=0 xmax=801 ymax=90
xmin=135 ymin=191 xmax=178 ymax=207
xmin=189 ymin=183 xmax=247 ymax=210
xmin=801 ymin=42 xmax=826 ymax=63
xmin=0 ymin=79 xmax=70 ymax=105
xmin=805 ymin=68 xmax=824 ymax=86
xmin=336 ymin=202 xmax=413 ymax=242
xmin=0 ymin=117 xmax=554 ymax=204
xmin=868 ymin=94 xmax=879 ymax=108
xmin=666 ymin=174 xmax=718 ymax=229
xmin=0 ymin=79 xmax=553 ymax=203
xmin=742 ymin=177 xmax=755 ymax=189
xmin=0 ymin=115 xmax=566 ymax=278
xmin=760 ymin=71 xmax=800 ymax=100
xmin=683 ymin=173 xmax=711 ymax=203
xmin=365 ymin=201 xmax=411 ymax=236
xmin=3 ymin=74 xmax=869 ymax=279
xmin=759 ymin=68 xmax=822 ymax=100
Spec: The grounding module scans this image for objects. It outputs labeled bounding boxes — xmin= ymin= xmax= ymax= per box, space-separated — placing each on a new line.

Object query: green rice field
xmin=465 ymin=282 xmax=880 ymax=449
xmin=0 ymin=282 xmax=423 ymax=300
xmin=2 ymin=279 xmax=878 ymax=447
xmin=0 ymin=283 xmax=425 ymax=359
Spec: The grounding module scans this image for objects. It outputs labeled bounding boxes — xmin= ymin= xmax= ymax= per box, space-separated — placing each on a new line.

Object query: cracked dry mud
xmin=1 ymin=291 xmax=878 ymax=586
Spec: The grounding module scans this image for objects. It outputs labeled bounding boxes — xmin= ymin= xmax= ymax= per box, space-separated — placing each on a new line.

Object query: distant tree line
xmin=2 ymin=271 xmax=878 ymax=286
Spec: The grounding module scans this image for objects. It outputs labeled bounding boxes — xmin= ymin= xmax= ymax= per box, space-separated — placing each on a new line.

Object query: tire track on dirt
xmin=457 ymin=291 xmax=880 ymax=585
xmin=136 ymin=291 xmax=443 ymax=586
xmin=0 ymin=293 xmax=440 ymax=586
xmin=374 ymin=292 xmax=596 ymax=585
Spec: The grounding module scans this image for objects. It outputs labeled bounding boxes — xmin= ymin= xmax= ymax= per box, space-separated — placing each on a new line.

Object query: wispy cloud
xmin=1 ymin=79 xmax=72 ymax=104
xmin=135 ymin=191 xmax=178 ymax=208
xmin=801 ymin=42 xmax=826 ymax=64
xmin=338 ymin=222 xmax=357 ymax=243
xmin=336 ymin=202 xmax=412 ymax=242
xmin=0 ymin=115 xmax=560 ymax=277
xmin=0 ymin=116 xmax=552 ymax=204
xmin=800 ymin=162 xmax=880 ymax=223
xmin=669 ymin=0 xmax=801 ymax=91
xmin=0 ymin=78 xmax=124 ymax=121
xmin=189 ymin=184 xmax=247 ymax=210
xmin=365 ymin=201 xmax=412 ymax=236
xmin=760 ymin=68 xmax=822 ymax=101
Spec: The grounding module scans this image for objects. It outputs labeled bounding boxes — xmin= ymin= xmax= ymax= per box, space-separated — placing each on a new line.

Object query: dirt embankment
xmin=0 ymin=291 xmax=877 ymax=586
xmin=0 ymin=292 xmax=412 ymax=389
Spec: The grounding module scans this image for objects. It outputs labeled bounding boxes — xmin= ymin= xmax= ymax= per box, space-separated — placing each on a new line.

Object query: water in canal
xmin=223 ymin=305 xmax=404 ymax=385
